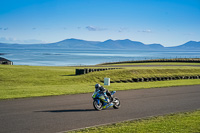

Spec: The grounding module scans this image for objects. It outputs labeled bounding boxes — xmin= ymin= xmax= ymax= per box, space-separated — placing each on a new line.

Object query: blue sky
xmin=0 ymin=0 xmax=199 ymax=46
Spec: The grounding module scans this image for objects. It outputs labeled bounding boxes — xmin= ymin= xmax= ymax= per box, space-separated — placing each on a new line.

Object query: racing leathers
xmin=98 ymin=86 xmax=113 ymax=108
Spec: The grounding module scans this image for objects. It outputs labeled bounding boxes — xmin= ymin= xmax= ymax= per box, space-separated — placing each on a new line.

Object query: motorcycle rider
xmin=95 ymin=84 xmax=113 ymax=108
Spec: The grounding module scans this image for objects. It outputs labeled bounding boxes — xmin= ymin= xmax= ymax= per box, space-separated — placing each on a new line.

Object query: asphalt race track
xmin=0 ymin=85 xmax=200 ymax=133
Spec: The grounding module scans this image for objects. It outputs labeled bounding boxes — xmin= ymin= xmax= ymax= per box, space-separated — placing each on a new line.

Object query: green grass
xmin=68 ymin=110 xmax=200 ymax=133
xmin=1 ymin=65 xmax=200 ymax=100
xmin=86 ymin=67 xmax=200 ymax=82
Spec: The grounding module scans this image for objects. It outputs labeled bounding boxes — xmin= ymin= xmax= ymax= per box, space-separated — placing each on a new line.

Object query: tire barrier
xmin=100 ymin=58 xmax=200 ymax=65
xmin=75 ymin=68 xmax=121 ymax=75
xmin=101 ymin=75 xmax=200 ymax=83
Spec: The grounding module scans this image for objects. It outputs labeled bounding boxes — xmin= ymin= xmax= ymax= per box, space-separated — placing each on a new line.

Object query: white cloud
xmin=138 ymin=29 xmax=152 ymax=33
xmin=118 ymin=27 xmax=128 ymax=33
xmin=85 ymin=26 xmax=107 ymax=31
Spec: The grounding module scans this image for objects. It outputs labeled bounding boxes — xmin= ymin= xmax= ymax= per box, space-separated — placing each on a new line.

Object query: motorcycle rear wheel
xmin=93 ymin=100 xmax=103 ymax=111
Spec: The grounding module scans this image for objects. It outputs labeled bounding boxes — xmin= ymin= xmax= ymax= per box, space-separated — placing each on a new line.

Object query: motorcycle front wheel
xmin=113 ymin=97 xmax=120 ymax=109
xmin=93 ymin=100 xmax=103 ymax=111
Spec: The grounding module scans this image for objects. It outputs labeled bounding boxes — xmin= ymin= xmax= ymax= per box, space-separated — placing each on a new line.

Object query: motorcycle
xmin=92 ymin=90 xmax=120 ymax=111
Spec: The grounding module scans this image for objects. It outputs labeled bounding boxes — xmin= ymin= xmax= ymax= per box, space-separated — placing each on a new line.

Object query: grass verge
xmin=68 ymin=110 xmax=200 ymax=133
xmin=1 ymin=65 xmax=200 ymax=100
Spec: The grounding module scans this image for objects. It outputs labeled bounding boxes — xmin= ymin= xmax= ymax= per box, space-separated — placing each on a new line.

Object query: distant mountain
xmin=95 ymin=39 xmax=165 ymax=50
xmin=147 ymin=44 xmax=164 ymax=49
xmin=49 ymin=38 xmax=100 ymax=48
xmin=0 ymin=38 xmax=199 ymax=50
xmin=96 ymin=39 xmax=145 ymax=49
xmin=171 ymin=41 xmax=200 ymax=49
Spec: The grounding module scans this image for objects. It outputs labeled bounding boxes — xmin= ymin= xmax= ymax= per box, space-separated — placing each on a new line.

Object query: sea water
xmin=1 ymin=48 xmax=200 ymax=66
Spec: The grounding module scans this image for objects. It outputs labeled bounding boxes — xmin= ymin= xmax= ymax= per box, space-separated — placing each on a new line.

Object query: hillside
xmin=0 ymin=38 xmax=200 ymax=50
xmin=171 ymin=41 xmax=200 ymax=49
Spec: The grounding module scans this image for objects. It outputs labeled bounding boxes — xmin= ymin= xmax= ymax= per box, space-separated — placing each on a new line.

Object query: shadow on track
xmin=35 ymin=109 xmax=96 ymax=113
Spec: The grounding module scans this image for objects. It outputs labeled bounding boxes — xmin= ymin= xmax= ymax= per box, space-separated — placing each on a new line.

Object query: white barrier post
xmin=104 ymin=78 xmax=110 ymax=86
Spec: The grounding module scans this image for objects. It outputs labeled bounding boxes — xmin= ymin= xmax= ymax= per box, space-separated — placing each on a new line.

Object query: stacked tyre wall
xmin=100 ymin=75 xmax=200 ymax=83
xmin=100 ymin=58 xmax=200 ymax=65
xmin=76 ymin=68 xmax=121 ymax=75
